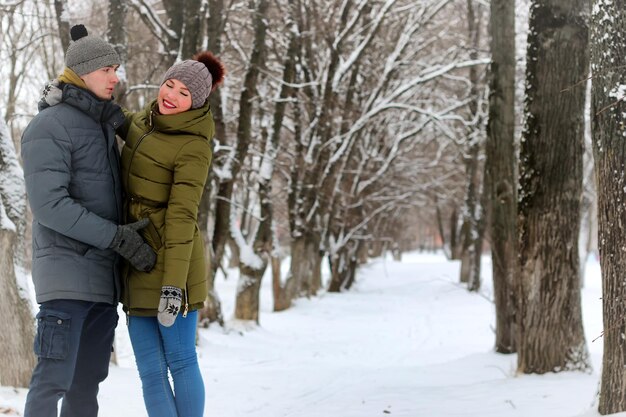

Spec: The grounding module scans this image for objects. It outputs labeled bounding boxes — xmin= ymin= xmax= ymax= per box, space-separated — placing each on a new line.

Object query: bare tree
xmin=108 ymin=0 xmax=129 ymax=105
xmin=591 ymin=0 xmax=626 ymax=413
xmin=517 ymin=0 xmax=590 ymax=373
xmin=222 ymin=0 xmax=269 ymax=322
xmin=458 ymin=0 xmax=487 ymax=292
xmin=236 ymin=3 xmax=299 ymax=321
xmin=486 ymin=0 xmax=518 ymax=353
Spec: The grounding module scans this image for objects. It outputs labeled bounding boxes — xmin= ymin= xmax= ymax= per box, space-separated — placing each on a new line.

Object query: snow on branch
xmin=332 ymin=0 xmax=398 ymax=90
xmin=333 ymin=192 xmax=412 ymax=250
xmin=339 ymin=58 xmax=490 ymax=143
xmin=391 ymin=58 xmax=491 ymax=101
xmin=355 ymin=120 xmax=431 ymax=195
xmin=609 ymin=84 xmax=626 ymax=102
xmin=128 ymin=0 xmax=178 ymax=46
xmin=332 ymin=0 xmax=370 ymax=51
xmin=229 ymin=202 xmax=264 ymax=270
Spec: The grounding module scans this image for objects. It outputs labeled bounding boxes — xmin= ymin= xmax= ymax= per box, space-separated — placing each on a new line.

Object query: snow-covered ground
xmin=0 ymin=252 xmax=621 ymax=416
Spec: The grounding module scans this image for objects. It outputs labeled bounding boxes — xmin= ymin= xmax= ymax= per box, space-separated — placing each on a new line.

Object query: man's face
xmin=81 ymin=65 xmax=120 ymax=100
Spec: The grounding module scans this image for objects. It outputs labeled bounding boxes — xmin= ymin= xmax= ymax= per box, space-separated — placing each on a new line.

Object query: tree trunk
xmin=435 ymin=204 xmax=452 ymax=259
xmin=449 ymin=207 xmax=460 ymax=259
xmin=211 ymin=0 xmax=269 ymax=278
xmin=271 ymin=256 xmax=289 ymax=311
xmin=181 ymin=0 xmax=203 ymax=59
xmin=369 ymin=240 xmax=384 ymax=258
xmin=0 ymin=111 xmax=34 ymax=387
xmin=107 ymin=0 xmax=128 ymax=106
xmin=462 ymin=0 xmax=486 ymax=292
xmin=469 ymin=163 xmax=489 ymax=292
xmin=54 ymin=0 xmax=70 ymax=53
xmin=227 ymin=237 xmax=240 ymax=269
xmin=311 ymin=250 xmax=323 ymax=294
xmin=328 ymin=240 xmax=360 ymax=292
xmin=235 ymin=262 xmax=266 ymax=323
xmin=198 ymin=243 xmax=224 ymax=327
xmin=0 ymin=227 xmax=35 ymax=387
xmin=280 ymin=233 xmax=319 ymax=306
xmin=198 ymin=0 xmax=226 ymax=326
xmin=299 ymin=236 xmax=321 ymax=296
xmin=590 ymin=0 xmax=626 ymax=413
xmin=487 ymin=0 xmax=518 ymax=354
xmin=517 ymin=0 xmax=590 ymax=373
xmin=328 ymin=247 xmax=349 ymax=293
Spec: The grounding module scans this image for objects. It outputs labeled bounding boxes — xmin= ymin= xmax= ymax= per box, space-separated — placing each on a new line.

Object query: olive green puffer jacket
xmin=119 ymin=99 xmax=213 ymax=316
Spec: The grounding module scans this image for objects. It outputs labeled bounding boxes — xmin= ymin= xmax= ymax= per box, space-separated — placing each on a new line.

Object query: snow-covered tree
xmin=0 ymin=110 xmax=35 ymax=388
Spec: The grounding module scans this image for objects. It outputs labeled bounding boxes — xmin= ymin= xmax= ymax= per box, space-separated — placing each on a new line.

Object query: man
xmin=21 ymin=25 xmax=156 ymax=417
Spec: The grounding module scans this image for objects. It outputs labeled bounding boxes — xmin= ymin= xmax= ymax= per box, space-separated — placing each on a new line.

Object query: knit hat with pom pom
xmin=161 ymin=51 xmax=226 ymax=109
xmin=65 ymin=24 xmax=120 ymax=76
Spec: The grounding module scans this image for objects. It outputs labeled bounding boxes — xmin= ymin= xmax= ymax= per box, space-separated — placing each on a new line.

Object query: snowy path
xmin=0 ymin=252 xmax=620 ymax=416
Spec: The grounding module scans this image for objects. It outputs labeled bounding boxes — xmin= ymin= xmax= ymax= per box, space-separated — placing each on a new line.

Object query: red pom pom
xmin=193 ymin=51 xmax=225 ymax=91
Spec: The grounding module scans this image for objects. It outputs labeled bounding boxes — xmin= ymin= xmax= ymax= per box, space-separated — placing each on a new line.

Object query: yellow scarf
xmin=57 ymin=67 xmax=88 ymax=89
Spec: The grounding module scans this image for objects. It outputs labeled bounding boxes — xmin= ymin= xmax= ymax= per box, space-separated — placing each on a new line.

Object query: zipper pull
xmin=183 ymin=289 xmax=189 ymax=318
xmin=149 ymin=110 xmax=154 ymax=127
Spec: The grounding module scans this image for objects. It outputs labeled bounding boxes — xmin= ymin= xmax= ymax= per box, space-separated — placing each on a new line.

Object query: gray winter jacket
xmin=21 ymin=83 xmax=125 ymax=304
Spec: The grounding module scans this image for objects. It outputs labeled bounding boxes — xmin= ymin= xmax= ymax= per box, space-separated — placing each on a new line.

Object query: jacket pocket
xmin=144 ymin=219 xmax=163 ymax=251
xmin=34 ymin=309 xmax=71 ymax=360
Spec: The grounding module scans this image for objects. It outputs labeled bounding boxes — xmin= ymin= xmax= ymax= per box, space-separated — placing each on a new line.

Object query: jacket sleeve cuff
xmin=100 ymin=222 xmax=119 ymax=250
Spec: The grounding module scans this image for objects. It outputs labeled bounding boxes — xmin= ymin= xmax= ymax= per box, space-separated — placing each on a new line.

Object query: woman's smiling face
xmin=157 ymin=79 xmax=193 ymax=115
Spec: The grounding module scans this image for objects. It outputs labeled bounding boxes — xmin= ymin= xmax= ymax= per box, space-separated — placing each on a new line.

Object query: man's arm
xmin=21 ymin=115 xmax=118 ymax=250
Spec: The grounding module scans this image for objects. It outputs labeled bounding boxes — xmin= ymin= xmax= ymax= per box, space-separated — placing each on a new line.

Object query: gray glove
xmin=158 ymin=286 xmax=182 ymax=327
xmin=109 ymin=218 xmax=156 ymax=272
xmin=41 ymin=79 xmax=63 ymax=107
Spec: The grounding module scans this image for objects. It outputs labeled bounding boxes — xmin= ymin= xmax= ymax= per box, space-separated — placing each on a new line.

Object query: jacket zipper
xmin=125 ymin=112 xmax=155 ymax=320
xmin=125 ymin=110 xmax=155 ymax=195
xmin=183 ymin=285 xmax=189 ymax=318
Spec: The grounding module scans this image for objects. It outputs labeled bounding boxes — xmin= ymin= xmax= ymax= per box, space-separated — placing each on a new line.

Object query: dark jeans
xmin=24 ymin=300 xmax=118 ymax=417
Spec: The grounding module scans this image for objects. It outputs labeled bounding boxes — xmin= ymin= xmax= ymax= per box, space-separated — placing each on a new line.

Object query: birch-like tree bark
xmin=517 ymin=0 xmax=590 ymax=373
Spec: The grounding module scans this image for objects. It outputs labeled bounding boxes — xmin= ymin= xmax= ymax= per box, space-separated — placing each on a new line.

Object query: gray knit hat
xmin=65 ymin=25 xmax=120 ymax=76
xmin=161 ymin=60 xmax=213 ymax=109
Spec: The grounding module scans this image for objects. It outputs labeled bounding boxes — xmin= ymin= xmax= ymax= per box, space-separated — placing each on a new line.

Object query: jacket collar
xmin=41 ymin=83 xmax=124 ymax=129
xmin=144 ymin=99 xmax=212 ymax=140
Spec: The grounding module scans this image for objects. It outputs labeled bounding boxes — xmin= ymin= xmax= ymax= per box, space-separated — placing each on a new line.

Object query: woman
xmin=118 ymin=51 xmax=225 ymax=417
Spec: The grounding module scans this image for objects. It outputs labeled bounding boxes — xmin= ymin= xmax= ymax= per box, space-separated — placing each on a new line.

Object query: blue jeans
xmin=128 ymin=311 xmax=204 ymax=417
xmin=24 ymin=300 xmax=118 ymax=417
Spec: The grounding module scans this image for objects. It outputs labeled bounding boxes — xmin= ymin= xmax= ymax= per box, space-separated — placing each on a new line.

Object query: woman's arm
xmin=161 ymin=138 xmax=212 ymax=289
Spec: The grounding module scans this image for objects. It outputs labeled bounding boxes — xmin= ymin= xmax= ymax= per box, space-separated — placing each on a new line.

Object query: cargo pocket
xmin=34 ymin=309 xmax=71 ymax=360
